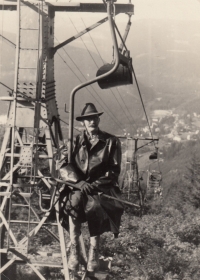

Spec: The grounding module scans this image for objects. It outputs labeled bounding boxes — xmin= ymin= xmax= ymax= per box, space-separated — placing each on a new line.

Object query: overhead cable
xmin=68 ymin=18 xmax=132 ymax=130
xmin=0 ymin=34 xmax=16 ymax=48
xmin=132 ymin=66 xmax=161 ymax=175
xmin=56 ymin=48 xmax=123 ymax=129
xmin=80 ymin=18 xmax=138 ymax=134
xmin=81 ymin=17 xmax=105 ymax=65
xmin=105 ymin=9 xmax=157 ymax=146
xmin=0 ymin=81 xmax=13 ymax=91
xmin=130 ymin=64 xmax=155 ymax=147
xmin=69 ymin=17 xmax=99 ymax=69
xmin=106 ymin=14 xmax=154 ymax=140
xmin=115 ymin=87 xmax=137 ymax=132
xmin=56 ymin=49 xmax=124 ymax=130
xmin=78 ymin=18 xmax=125 ymax=114
xmin=55 ymin=35 xmax=124 ymax=130
xmin=80 ymin=19 xmax=135 ymax=125
xmin=59 ymin=118 xmax=81 ymax=132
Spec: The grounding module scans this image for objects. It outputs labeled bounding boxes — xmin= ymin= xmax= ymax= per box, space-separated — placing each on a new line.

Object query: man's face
xmin=81 ymin=115 xmax=100 ymax=134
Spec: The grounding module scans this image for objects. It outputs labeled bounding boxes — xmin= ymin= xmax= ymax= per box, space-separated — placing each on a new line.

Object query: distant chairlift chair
xmin=147 ymin=170 xmax=162 ymax=199
xmin=147 ymin=148 xmax=162 ymax=200
xmin=122 ymin=138 xmax=144 ymax=212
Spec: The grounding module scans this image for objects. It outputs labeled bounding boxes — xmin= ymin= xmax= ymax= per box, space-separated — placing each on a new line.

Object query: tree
xmin=185 ymin=152 xmax=200 ymax=208
xmin=185 ymin=152 xmax=200 ymax=184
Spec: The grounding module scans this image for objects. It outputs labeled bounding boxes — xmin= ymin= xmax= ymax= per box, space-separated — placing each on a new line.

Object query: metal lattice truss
xmin=0 ymin=1 xmax=134 ymax=279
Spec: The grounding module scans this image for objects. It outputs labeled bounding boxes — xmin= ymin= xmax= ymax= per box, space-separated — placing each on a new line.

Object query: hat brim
xmin=76 ymin=112 xmax=103 ymax=121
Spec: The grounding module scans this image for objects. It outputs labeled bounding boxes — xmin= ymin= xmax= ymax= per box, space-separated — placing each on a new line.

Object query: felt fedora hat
xmin=76 ymin=103 xmax=103 ymax=121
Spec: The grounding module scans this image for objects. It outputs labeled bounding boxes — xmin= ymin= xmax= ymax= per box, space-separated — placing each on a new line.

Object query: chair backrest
xmin=96 ymin=54 xmax=133 ymax=89
xmin=148 ymin=171 xmax=162 ymax=188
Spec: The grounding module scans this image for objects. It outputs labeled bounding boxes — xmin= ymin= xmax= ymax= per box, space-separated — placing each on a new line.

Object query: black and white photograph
xmin=0 ymin=0 xmax=200 ymax=279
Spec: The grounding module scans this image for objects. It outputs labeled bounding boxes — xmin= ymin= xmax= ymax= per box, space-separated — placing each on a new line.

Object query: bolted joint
xmin=48 ymin=47 xmax=56 ymax=59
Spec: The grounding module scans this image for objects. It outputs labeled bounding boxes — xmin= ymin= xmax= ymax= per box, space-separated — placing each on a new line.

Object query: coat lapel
xmin=77 ymin=132 xmax=89 ymax=174
xmin=90 ymin=130 xmax=106 ymax=151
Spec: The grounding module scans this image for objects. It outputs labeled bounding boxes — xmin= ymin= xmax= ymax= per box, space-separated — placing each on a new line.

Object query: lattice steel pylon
xmin=0 ymin=1 xmax=134 ymax=279
xmin=0 ymin=1 xmax=69 ymax=279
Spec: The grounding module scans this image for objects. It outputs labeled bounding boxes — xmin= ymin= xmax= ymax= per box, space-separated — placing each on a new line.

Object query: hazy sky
xmin=133 ymin=0 xmax=200 ymax=20
xmin=1 ymin=0 xmax=200 ymax=129
xmin=1 ymin=0 xmax=200 ymax=89
xmin=1 ymin=0 xmax=200 ymax=57
xmin=1 ymin=0 xmax=200 ymax=34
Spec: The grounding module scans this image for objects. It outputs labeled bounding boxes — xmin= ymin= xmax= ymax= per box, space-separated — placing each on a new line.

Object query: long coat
xmin=59 ymin=129 xmax=124 ymax=237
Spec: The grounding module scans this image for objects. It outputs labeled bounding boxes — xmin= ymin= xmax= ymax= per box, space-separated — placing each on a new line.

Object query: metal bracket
xmin=64 ymin=103 xmax=69 ymax=113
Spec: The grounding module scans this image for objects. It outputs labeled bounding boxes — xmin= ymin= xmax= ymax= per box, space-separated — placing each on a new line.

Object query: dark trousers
xmin=59 ymin=188 xmax=124 ymax=237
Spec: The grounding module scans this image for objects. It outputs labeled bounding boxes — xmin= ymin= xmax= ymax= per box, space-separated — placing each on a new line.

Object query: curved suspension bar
xmin=38 ymin=187 xmax=57 ymax=213
xmin=49 ymin=177 xmax=140 ymax=208
xmin=68 ymin=0 xmax=120 ymax=162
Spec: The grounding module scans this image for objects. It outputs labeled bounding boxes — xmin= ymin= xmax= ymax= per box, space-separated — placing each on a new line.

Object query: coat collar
xmin=79 ymin=129 xmax=107 ymax=146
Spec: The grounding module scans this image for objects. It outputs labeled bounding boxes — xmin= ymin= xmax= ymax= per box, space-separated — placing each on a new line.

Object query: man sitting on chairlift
xmin=58 ymin=103 xmax=124 ymax=272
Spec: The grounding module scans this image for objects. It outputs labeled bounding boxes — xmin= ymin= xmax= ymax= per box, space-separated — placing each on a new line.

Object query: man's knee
xmin=70 ymin=190 xmax=83 ymax=207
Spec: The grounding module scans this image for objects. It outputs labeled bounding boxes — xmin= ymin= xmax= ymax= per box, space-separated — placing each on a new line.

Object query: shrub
xmin=176 ymin=224 xmax=200 ymax=245
xmin=162 ymin=248 xmax=189 ymax=275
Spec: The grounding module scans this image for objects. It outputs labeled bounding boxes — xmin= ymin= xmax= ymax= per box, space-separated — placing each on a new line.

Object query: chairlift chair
xmin=147 ymin=145 xmax=163 ymax=199
xmin=123 ymin=139 xmax=137 ymax=197
xmin=149 ymin=146 xmax=158 ymax=160
xmin=96 ymin=52 xmax=133 ymax=89
xmin=122 ymin=161 xmax=139 ymax=204
xmin=147 ymin=169 xmax=162 ymax=199
xmin=96 ymin=11 xmax=133 ymax=90
xmin=149 ymin=151 xmax=158 ymax=160
xmin=126 ymin=160 xmax=139 ymax=198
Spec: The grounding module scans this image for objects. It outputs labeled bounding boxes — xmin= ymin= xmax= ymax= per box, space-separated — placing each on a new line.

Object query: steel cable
xmin=69 ymin=17 xmax=134 ymax=131
xmin=78 ymin=17 xmax=133 ymax=127
xmin=68 ymin=18 xmax=129 ymax=127
xmin=102 ymin=7 xmax=161 ymax=170
xmin=55 ymin=35 xmax=124 ymax=130
xmin=103 ymin=11 xmax=156 ymax=144
xmin=56 ymin=50 xmax=124 ymax=130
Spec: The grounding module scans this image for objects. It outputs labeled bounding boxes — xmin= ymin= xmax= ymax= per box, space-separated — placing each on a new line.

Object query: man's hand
xmin=75 ymin=181 xmax=95 ymax=195
xmin=61 ymin=147 xmax=68 ymax=157
xmin=81 ymin=182 xmax=95 ymax=195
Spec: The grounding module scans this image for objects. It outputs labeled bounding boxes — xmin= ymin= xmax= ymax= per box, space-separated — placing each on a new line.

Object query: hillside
xmin=1 ymin=17 xmax=200 ymax=136
xmin=1 ymin=133 xmax=200 ymax=280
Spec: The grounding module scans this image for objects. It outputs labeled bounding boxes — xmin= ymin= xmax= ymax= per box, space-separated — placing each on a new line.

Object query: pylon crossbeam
xmin=0 ymin=1 xmax=134 ymax=13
